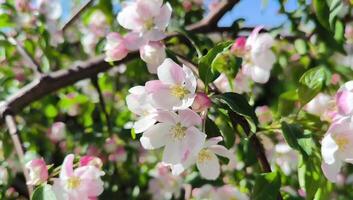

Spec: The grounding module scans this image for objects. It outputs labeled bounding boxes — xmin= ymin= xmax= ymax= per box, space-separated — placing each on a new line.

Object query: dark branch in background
xmin=4 ymin=114 xmax=33 ymax=196
xmin=61 ymin=0 xmax=94 ymax=32
xmin=8 ymin=37 xmax=42 ymax=76
xmin=91 ymin=76 xmax=113 ymax=134
xmin=187 ymin=0 xmax=239 ymax=32
xmin=228 ymin=111 xmax=283 ymax=200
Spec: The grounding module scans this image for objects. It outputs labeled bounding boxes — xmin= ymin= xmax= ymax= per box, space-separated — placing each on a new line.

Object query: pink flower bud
xmin=255 ymin=106 xmax=273 ymax=124
xmin=192 ymin=93 xmax=212 ymax=112
xmin=48 ymin=122 xmax=66 ymax=142
xmin=331 ymin=73 xmax=341 ymax=85
xmin=80 ymin=156 xmax=103 ymax=169
xmin=345 ymin=25 xmax=353 ymax=43
xmin=25 ymin=158 xmax=48 ymax=185
xmin=182 ymin=1 xmax=193 ymax=11
xmin=230 ymin=37 xmax=247 ymax=57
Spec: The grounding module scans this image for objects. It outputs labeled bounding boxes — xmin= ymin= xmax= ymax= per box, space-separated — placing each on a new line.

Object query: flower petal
xmin=321 ymin=161 xmax=342 ymax=182
xmin=178 ymin=108 xmax=202 ymax=127
xmin=140 ymin=123 xmax=170 ymax=149
xmin=321 ymin=133 xmax=339 ymax=165
xmin=133 ymin=115 xmax=157 ymax=133
xmin=157 ymin=59 xmax=185 ymax=85
xmin=60 ymin=154 xmax=74 ymax=178
xmin=154 ymin=3 xmax=172 ymax=29
xmin=196 ymin=150 xmax=220 ymax=180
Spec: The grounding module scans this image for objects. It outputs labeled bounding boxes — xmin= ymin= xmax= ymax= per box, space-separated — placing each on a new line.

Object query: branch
xmin=61 ymin=0 xmax=94 ymax=32
xmin=187 ymin=0 xmax=239 ymax=32
xmin=5 ymin=114 xmax=33 ymax=197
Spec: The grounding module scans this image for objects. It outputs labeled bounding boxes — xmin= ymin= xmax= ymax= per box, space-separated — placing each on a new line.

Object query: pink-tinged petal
xmin=25 ymin=158 xmax=49 ymax=185
xmin=192 ymin=92 xmax=212 ymax=112
xmin=321 ymin=161 xmax=342 ymax=182
xmin=183 ymin=65 xmax=197 ymax=94
xmin=209 ymin=145 xmax=233 ymax=160
xmin=336 ymin=90 xmax=353 ymax=116
xmin=204 ymin=137 xmax=223 ymax=148
xmin=124 ymin=32 xmax=145 ymax=51
xmin=181 ymin=127 xmax=206 ymax=160
xmin=140 ymin=123 xmax=171 ymax=149
xmin=170 ymin=156 xmax=196 ymax=176
xmin=178 ymin=109 xmax=202 ymax=127
xmin=117 ymin=4 xmax=142 ymax=31
xmin=196 ymin=150 xmax=220 ymax=180
xmin=251 ymin=66 xmax=270 ymax=84
xmin=133 ymin=115 xmax=157 ymax=133
xmin=252 ymin=49 xmax=275 ymax=71
xmin=163 ymin=140 xmax=183 ymax=165
xmin=150 ymin=87 xmax=181 ymax=110
xmin=74 ymin=166 xmax=104 ymax=197
xmin=136 ymin=0 xmax=163 ymax=18
xmin=154 ymin=3 xmax=172 ymax=29
xmin=128 ymin=86 xmax=146 ymax=94
xmin=246 ymin=26 xmax=264 ymax=47
xmin=140 ymin=42 xmax=166 ymax=74
xmin=321 ymin=133 xmax=339 ymax=165
xmin=145 ymin=80 xmax=167 ymax=93
xmin=157 ymin=59 xmax=185 ymax=85
xmin=105 ymin=44 xmax=128 ymax=62
xmin=155 ymin=110 xmax=179 ymax=124
xmin=252 ymin=33 xmax=274 ymax=53
xmin=144 ymin=29 xmax=167 ymax=41
xmin=60 ymin=154 xmax=74 ymax=178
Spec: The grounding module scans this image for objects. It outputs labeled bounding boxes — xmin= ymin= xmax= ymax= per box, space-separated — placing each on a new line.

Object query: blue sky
xmin=61 ymin=0 xmax=299 ymax=28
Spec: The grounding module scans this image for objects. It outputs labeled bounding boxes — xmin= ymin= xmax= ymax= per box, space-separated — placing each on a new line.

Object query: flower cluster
xmin=320 ymin=81 xmax=353 ymax=182
xmin=26 ymin=154 xmax=104 ymax=200
xmin=192 ymin=184 xmax=249 ymax=200
xmin=105 ymin=0 xmax=171 ymax=73
xmin=126 ymin=58 xmax=232 ymax=180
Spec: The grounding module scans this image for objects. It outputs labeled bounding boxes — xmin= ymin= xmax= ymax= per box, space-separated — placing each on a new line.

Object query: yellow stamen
xmin=197 ymin=149 xmax=213 ymax=163
xmin=67 ymin=176 xmax=81 ymax=189
xmin=170 ymin=123 xmax=187 ymax=140
xmin=336 ymin=137 xmax=349 ymax=150
xmin=170 ymin=85 xmax=190 ymax=99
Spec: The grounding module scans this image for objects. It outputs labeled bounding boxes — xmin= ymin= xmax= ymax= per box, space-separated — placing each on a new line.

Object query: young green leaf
xmin=31 ymin=184 xmax=57 ymax=200
xmin=252 ymin=172 xmax=281 ymax=200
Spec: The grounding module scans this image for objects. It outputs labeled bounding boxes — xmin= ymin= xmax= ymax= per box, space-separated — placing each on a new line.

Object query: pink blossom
xmin=171 ymin=137 xmax=234 ymax=180
xmin=255 ymin=106 xmax=273 ymax=124
xmin=192 ymin=92 xmax=212 ymax=112
xmin=108 ymin=147 xmax=127 ymax=163
xmin=213 ymin=72 xmax=251 ymax=94
xmin=336 ymin=81 xmax=353 ymax=116
xmin=25 ymin=158 xmax=48 ymax=185
xmin=145 ymin=59 xmax=197 ymax=110
xmin=48 ymin=122 xmax=66 ymax=142
xmin=306 ymin=93 xmax=335 ymax=121
xmin=52 ymin=154 xmax=104 ymax=200
xmin=126 ymin=86 xmax=158 ymax=133
xmin=117 ymin=0 xmax=172 ymax=42
xmin=321 ymin=117 xmax=353 ymax=182
xmin=231 ymin=37 xmax=247 ymax=57
xmin=140 ymin=41 xmax=166 ymax=73
xmin=192 ymin=184 xmax=248 ymax=200
xmin=140 ymin=109 xmax=206 ymax=167
xmin=345 ymin=24 xmax=353 ymax=43
xmin=331 ymin=73 xmax=341 ymax=85
xmin=241 ymin=27 xmax=276 ymax=83
xmin=104 ymin=32 xmax=143 ymax=62
xmin=80 ymin=156 xmax=103 ymax=169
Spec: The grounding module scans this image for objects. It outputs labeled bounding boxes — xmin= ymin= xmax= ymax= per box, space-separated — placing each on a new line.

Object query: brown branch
xmin=61 ymin=0 xmax=94 ymax=32
xmin=4 ymin=114 xmax=33 ymax=197
xmin=187 ymin=0 xmax=239 ymax=32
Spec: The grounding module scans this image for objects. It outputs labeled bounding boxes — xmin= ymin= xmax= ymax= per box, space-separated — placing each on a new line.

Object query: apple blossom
xmin=52 ymin=154 xmax=104 ymax=200
xmin=37 ymin=0 xmax=62 ymax=20
xmin=192 ymin=184 xmax=249 ymax=200
xmin=336 ymin=81 xmax=353 ymax=116
xmin=79 ymin=156 xmax=103 ymax=169
xmin=117 ymin=0 xmax=172 ymax=42
xmin=140 ymin=109 xmax=206 ymax=166
xmin=49 ymin=122 xmax=66 ymax=142
xmin=25 ymin=158 xmax=48 ymax=185
xmin=126 ymin=86 xmax=159 ymax=133
xmin=148 ymin=163 xmax=183 ymax=200
xmin=305 ymin=93 xmax=338 ymax=122
xmin=171 ymin=136 xmax=233 ymax=180
xmin=345 ymin=24 xmax=353 ymax=44
xmin=192 ymin=92 xmax=212 ymax=112
xmin=104 ymin=32 xmax=143 ymax=62
xmin=255 ymin=105 xmax=273 ymax=124
xmin=145 ymin=59 xmax=197 ymax=110
xmin=140 ymin=41 xmax=166 ymax=73
xmin=234 ymin=27 xmax=275 ymax=84
xmin=321 ymin=117 xmax=353 ymax=182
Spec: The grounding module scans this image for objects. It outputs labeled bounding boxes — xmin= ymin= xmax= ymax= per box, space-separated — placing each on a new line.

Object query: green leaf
xmin=294 ymin=39 xmax=307 ymax=55
xmin=313 ymin=0 xmax=330 ymax=30
xmin=198 ymin=41 xmax=233 ymax=89
xmin=205 ymin=117 xmax=222 ymax=138
xmin=31 ymin=184 xmax=57 ymax=200
xmin=45 ymin=105 xmax=58 ymax=118
xmin=252 ymin=172 xmax=281 ymax=200
xmin=298 ymin=67 xmax=330 ymax=105
xmin=329 ymin=0 xmax=344 ymax=29
xmin=213 ymin=92 xmax=259 ymax=127
xmin=0 ymin=14 xmax=14 ymax=28
xmin=278 ymin=90 xmax=298 ymax=116
xmin=211 ymin=51 xmax=240 ymax=77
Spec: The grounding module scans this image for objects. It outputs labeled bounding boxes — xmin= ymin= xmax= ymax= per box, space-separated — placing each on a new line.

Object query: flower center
xmin=197 ymin=149 xmax=213 ymax=163
xmin=67 ymin=176 xmax=81 ymax=189
xmin=336 ymin=137 xmax=349 ymax=150
xmin=144 ymin=18 xmax=155 ymax=30
xmin=170 ymin=85 xmax=190 ymax=99
xmin=170 ymin=123 xmax=187 ymax=140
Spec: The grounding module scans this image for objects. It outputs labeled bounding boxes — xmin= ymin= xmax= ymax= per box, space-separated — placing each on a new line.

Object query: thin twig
xmin=61 ymin=0 xmax=94 ymax=32
xmin=8 ymin=37 xmax=42 ymax=76
xmin=5 ymin=114 xmax=33 ymax=197
xmin=91 ymin=76 xmax=113 ymax=135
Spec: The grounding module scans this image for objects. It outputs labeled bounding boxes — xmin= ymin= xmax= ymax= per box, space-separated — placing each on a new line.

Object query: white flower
xmin=140 ymin=109 xmax=206 ymax=166
xmin=140 ymin=41 xmax=166 ymax=73
xmin=145 ymin=59 xmax=197 ymax=110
